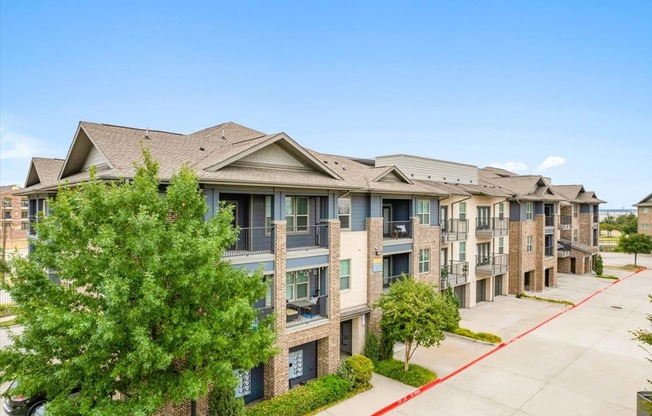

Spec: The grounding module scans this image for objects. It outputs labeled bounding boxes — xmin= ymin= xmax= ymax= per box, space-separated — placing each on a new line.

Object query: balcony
xmin=383 ymin=220 xmax=412 ymax=240
xmin=286 ymin=295 xmax=328 ymax=328
xmin=441 ymin=219 xmax=468 ymax=243
xmin=440 ymin=261 xmax=469 ymax=289
xmin=558 ymin=215 xmax=572 ymax=230
xmin=545 ymin=215 xmax=555 ymax=227
xmin=475 ymin=217 xmax=509 ymax=238
xmin=475 ymin=254 xmax=509 ymax=276
xmin=287 ymin=223 xmax=329 ymax=252
xmin=557 ymin=242 xmax=571 ymax=258
xmin=593 ymin=212 xmax=599 ymax=223
xmin=545 ymin=245 xmax=554 ymax=257
xmin=224 ymin=227 xmax=274 ymax=257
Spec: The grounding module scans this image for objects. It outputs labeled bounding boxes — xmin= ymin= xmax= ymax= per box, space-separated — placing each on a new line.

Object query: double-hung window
xmin=459 ymin=202 xmax=466 ymax=220
xmin=419 ymin=249 xmax=430 ymax=273
xmin=459 ymin=242 xmax=466 ymax=261
xmin=498 ymin=237 xmax=504 ymax=254
xmin=286 ymin=196 xmax=308 ymax=233
xmin=573 ymin=205 xmax=578 ymax=218
xmin=417 ymin=200 xmax=431 ymax=225
xmin=498 ymin=203 xmax=504 ymax=219
xmin=526 ymin=236 xmax=533 ymax=253
xmin=340 ymin=259 xmax=351 ymax=290
xmin=338 ymin=198 xmax=351 ymax=230
xmin=286 ymin=270 xmax=309 ymax=300
xmin=526 ymin=203 xmax=534 ymax=220
xmin=265 ymin=196 xmax=273 ymax=235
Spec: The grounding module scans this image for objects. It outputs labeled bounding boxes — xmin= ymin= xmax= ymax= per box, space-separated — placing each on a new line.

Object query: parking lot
xmin=321 ymin=252 xmax=652 ymax=416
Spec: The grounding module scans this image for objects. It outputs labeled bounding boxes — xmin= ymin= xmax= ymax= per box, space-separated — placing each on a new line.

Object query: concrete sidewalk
xmin=319 ymin=252 xmax=651 ymax=416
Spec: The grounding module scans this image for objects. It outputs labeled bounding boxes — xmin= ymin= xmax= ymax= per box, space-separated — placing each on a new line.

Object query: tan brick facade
xmin=366 ymin=217 xmax=384 ymax=333
xmin=0 ymin=186 xmax=28 ymax=251
xmin=638 ymin=206 xmax=652 ymax=236
xmin=508 ymin=220 xmax=538 ymax=294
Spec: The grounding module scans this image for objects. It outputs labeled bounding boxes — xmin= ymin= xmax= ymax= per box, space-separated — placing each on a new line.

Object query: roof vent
xmin=199 ymin=147 xmax=205 ymax=151
xmin=221 ymin=129 xmax=226 ymax=140
xmin=145 ymin=127 xmax=151 ymax=140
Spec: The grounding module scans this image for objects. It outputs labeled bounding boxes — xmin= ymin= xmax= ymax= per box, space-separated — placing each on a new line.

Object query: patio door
xmin=477 ymin=206 xmax=490 ymax=229
xmin=383 ymin=204 xmax=392 ymax=236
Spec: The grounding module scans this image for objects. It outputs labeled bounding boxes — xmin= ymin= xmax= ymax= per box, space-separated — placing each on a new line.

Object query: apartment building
xmin=18 ymin=120 xmax=604 ymax=410
xmin=634 ymin=193 xmax=652 ymax=236
xmin=552 ymin=185 xmax=605 ymax=274
xmin=0 ymin=185 xmax=29 ymax=251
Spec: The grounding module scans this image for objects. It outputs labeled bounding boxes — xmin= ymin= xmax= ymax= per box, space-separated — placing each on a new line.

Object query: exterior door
xmin=454 ymin=285 xmax=466 ymax=308
xmin=494 ymin=275 xmax=503 ymax=296
xmin=476 ymin=279 xmax=486 ymax=303
xmin=477 ymin=243 xmax=490 ymax=265
xmin=477 ymin=206 xmax=490 ymax=229
xmin=340 ymin=320 xmax=352 ymax=356
xmin=383 ymin=257 xmax=391 ymax=287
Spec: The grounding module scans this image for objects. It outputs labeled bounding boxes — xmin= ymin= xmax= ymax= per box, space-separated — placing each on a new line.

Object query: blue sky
xmin=1 ymin=1 xmax=650 ymax=209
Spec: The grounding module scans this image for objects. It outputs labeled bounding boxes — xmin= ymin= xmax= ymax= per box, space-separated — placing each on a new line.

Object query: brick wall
xmin=366 ymin=217 xmax=384 ymax=334
xmin=638 ymin=207 xmax=652 ymax=236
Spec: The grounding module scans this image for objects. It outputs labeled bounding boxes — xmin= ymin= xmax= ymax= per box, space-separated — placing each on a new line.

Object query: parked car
xmin=2 ymin=381 xmax=46 ymax=416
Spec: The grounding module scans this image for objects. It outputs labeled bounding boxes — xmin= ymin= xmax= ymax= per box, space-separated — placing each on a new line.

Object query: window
xmin=21 ymin=200 xmax=28 ymax=209
xmin=2 ymin=199 xmax=11 ymax=208
xmin=459 ymin=202 xmax=466 ymax=220
xmin=21 ymin=211 xmax=28 ymax=219
xmin=573 ymin=229 xmax=578 ymax=242
xmin=498 ymin=203 xmax=504 ymax=219
xmin=644 ymin=207 xmax=650 ymax=214
xmin=643 ymin=224 xmax=650 ymax=230
xmin=286 ymin=197 xmax=308 ymax=233
xmin=419 ymin=249 xmax=430 ymax=273
xmin=526 ymin=203 xmax=534 ymax=220
xmin=417 ymin=200 xmax=430 ymax=225
xmin=459 ymin=242 xmax=466 ymax=261
xmin=573 ymin=205 xmax=578 ymax=218
xmin=338 ymin=198 xmax=351 ymax=230
xmin=265 ymin=196 xmax=273 ymax=234
xmin=21 ymin=223 xmax=28 ymax=230
xmin=340 ymin=259 xmax=351 ymax=290
xmin=286 ymin=270 xmax=309 ymax=301
xmin=498 ymin=237 xmax=504 ymax=254
xmin=526 ymin=235 xmax=533 ymax=253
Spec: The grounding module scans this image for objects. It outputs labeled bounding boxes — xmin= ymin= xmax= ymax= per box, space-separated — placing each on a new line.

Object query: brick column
xmin=317 ymin=219 xmax=341 ymax=376
xmin=367 ymin=217 xmax=384 ymax=333
xmin=265 ymin=220 xmax=289 ymax=398
xmin=508 ymin=221 xmax=523 ymax=294
xmin=533 ymin=215 xmax=545 ymax=292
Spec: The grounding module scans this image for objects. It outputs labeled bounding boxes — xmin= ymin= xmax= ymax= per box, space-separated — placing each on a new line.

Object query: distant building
xmin=0 ymin=185 xmax=29 ymax=251
xmin=634 ymin=193 xmax=652 ymax=236
xmin=599 ymin=208 xmax=636 ymax=222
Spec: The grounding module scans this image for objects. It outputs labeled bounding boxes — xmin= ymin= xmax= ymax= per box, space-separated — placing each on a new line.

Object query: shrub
xmin=363 ymin=331 xmax=382 ymax=365
xmin=246 ymin=375 xmax=350 ymax=416
xmin=336 ymin=360 xmax=355 ymax=390
xmin=379 ymin=329 xmax=395 ymax=362
xmin=344 ymin=355 xmax=374 ymax=388
xmin=209 ymin=384 xmax=245 ymax=416
xmin=452 ymin=327 xmax=502 ymax=344
xmin=374 ymin=359 xmax=437 ymax=387
xmin=593 ymin=254 xmax=604 ymax=276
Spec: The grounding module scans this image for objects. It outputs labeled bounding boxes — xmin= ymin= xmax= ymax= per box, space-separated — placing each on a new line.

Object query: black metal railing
xmin=286 ymin=295 xmax=328 ymax=328
xmin=545 ymin=245 xmax=554 ymax=257
xmin=224 ymin=227 xmax=274 ymax=257
xmin=557 ymin=242 xmax=571 ymax=257
xmin=440 ymin=261 xmax=469 ymax=289
xmin=441 ymin=219 xmax=468 ymax=242
xmin=558 ymin=215 xmax=572 ymax=229
xmin=545 ymin=215 xmax=555 ymax=227
xmin=475 ymin=217 xmax=509 ymax=236
xmin=383 ymin=274 xmax=407 ymax=288
xmin=475 ymin=254 xmax=509 ymax=276
xmin=287 ymin=223 xmax=329 ymax=252
xmin=383 ymin=220 xmax=412 ymax=239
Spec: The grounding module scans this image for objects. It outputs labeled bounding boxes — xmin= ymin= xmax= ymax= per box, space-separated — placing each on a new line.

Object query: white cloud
xmin=489 ymin=161 xmax=527 ymax=172
xmin=0 ymin=125 xmax=41 ymax=160
xmin=536 ymin=156 xmax=566 ymax=171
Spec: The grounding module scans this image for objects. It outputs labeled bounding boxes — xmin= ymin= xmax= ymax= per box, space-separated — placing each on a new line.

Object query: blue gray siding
xmin=351 ymin=195 xmax=369 ymax=231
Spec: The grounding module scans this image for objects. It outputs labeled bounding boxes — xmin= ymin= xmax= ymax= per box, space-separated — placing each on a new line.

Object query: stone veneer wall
xmin=639 ymin=207 xmax=652 ymax=236
xmin=579 ymin=212 xmax=592 ymax=246
xmin=412 ymin=217 xmax=440 ymax=286
xmin=366 ymin=217 xmax=384 ymax=333
xmin=508 ymin=220 xmax=538 ymax=294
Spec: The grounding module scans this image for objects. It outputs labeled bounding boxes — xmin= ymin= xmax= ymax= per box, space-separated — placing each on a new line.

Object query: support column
xmin=367 ymin=217 xmax=384 ymax=334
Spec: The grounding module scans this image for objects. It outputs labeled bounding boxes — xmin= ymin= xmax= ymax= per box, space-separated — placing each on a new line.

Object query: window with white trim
xmin=526 ymin=203 xmax=534 ymax=220
xmin=459 ymin=202 xmax=466 ymax=220
xmin=643 ymin=224 xmax=649 ymax=230
xmin=526 ymin=235 xmax=533 ymax=253
xmin=643 ymin=207 xmax=649 ymax=214
xmin=498 ymin=203 xmax=504 ymax=219
xmin=573 ymin=204 xmax=578 ymax=217
xmin=419 ymin=249 xmax=430 ymax=273
xmin=573 ymin=229 xmax=578 ymax=242
xmin=286 ymin=196 xmax=308 ymax=233
xmin=459 ymin=242 xmax=466 ymax=261
xmin=286 ymin=270 xmax=309 ymax=300
xmin=417 ymin=200 xmax=431 ymax=225
xmin=340 ymin=259 xmax=351 ymax=290
xmin=498 ymin=237 xmax=504 ymax=254
xmin=338 ymin=198 xmax=351 ymax=230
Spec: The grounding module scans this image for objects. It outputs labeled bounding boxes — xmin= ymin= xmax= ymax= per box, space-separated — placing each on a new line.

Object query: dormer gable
xmin=60 ymin=123 xmax=113 ymax=180
xmin=372 ymin=166 xmax=413 ymax=184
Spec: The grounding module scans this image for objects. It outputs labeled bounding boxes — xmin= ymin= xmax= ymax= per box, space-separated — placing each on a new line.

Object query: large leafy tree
xmin=376 ymin=275 xmax=459 ymax=371
xmin=615 ymin=213 xmax=638 ymax=235
xmin=618 ymin=233 xmax=652 ymax=266
xmin=0 ymin=152 xmax=276 ymax=415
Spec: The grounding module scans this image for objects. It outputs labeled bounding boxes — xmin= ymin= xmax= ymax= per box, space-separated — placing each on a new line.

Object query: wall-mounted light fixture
xmin=374 ymin=247 xmax=382 ymax=256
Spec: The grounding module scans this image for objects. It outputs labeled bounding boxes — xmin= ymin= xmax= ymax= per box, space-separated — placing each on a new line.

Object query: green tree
xmin=0 ymin=152 xmax=276 ymax=416
xmin=600 ymin=221 xmax=617 ymax=237
xmin=618 ymin=233 xmax=652 ymax=266
xmin=615 ymin=213 xmax=638 ymax=235
xmin=593 ymin=254 xmax=604 ymax=276
xmin=376 ymin=275 xmax=458 ymax=371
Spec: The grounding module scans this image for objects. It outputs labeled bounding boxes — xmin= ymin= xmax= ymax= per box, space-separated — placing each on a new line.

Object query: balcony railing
xmin=287 ymin=223 xmax=329 ymax=252
xmin=383 ymin=274 xmax=407 ymax=288
xmin=440 ymin=261 xmax=469 ymax=289
xmin=286 ymin=295 xmax=328 ymax=328
xmin=545 ymin=246 xmax=554 ymax=257
xmin=475 ymin=217 xmax=509 ymax=238
xmin=558 ymin=215 xmax=572 ymax=230
xmin=441 ymin=219 xmax=468 ymax=242
xmin=593 ymin=213 xmax=599 ymax=223
xmin=557 ymin=242 xmax=571 ymax=258
xmin=475 ymin=254 xmax=509 ymax=276
xmin=224 ymin=227 xmax=274 ymax=257
xmin=545 ymin=215 xmax=555 ymax=227
xmin=383 ymin=220 xmax=412 ymax=240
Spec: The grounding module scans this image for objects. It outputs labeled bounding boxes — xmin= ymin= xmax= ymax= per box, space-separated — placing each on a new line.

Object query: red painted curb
xmin=370 ymin=267 xmax=645 ymax=416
